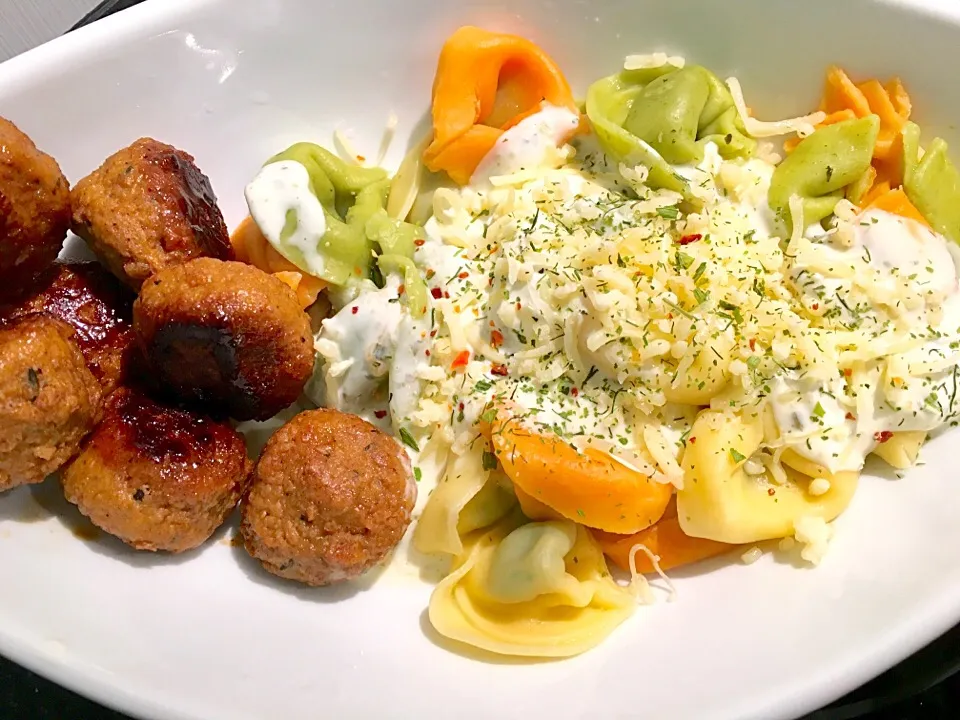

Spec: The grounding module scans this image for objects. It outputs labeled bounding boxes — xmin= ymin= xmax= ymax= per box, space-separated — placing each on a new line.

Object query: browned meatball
xmin=0 ymin=314 xmax=102 ymax=492
xmin=0 ymin=117 xmax=71 ymax=296
xmin=240 ymin=409 xmax=416 ymax=586
xmin=70 ymin=138 xmax=232 ymax=289
xmin=61 ymin=387 xmax=252 ymax=552
xmin=133 ymin=258 xmax=314 ymax=421
xmin=1 ymin=261 xmax=136 ymax=395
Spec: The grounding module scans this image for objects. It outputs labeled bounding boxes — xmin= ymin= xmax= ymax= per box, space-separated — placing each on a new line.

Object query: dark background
xmin=1 ymin=0 xmax=958 ymax=717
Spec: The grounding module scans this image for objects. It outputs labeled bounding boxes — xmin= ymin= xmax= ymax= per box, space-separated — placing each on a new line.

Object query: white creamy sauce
xmin=311 ymin=280 xmax=404 ymax=426
xmin=774 ymin=210 xmax=960 ymax=472
xmin=244 ymin=160 xmax=328 ymax=276
xmin=469 ymin=104 xmax=580 ymax=186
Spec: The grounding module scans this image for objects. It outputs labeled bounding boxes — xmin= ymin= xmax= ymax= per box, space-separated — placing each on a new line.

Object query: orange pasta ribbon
xmin=423 ymin=26 xmax=579 ymax=185
xmin=592 ymin=501 xmax=734 ymax=574
xmin=482 ymin=403 xmax=672 ymax=535
xmin=230 ymin=216 xmax=327 ymax=309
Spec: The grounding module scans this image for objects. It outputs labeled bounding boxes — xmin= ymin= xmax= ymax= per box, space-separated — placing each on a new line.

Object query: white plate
xmin=3 ymin=1 xmax=960 ymax=718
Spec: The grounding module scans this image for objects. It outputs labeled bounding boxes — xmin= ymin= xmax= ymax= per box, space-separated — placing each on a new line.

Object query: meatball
xmin=240 ymin=409 xmax=417 ymax=586
xmin=70 ymin=138 xmax=232 ymax=289
xmin=0 ymin=314 xmax=102 ymax=492
xmin=0 ymin=117 xmax=71 ymax=296
xmin=1 ymin=261 xmax=136 ymax=395
xmin=61 ymin=387 xmax=252 ymax=552
xmin=133 ymin=258 xmax=314 ymax=421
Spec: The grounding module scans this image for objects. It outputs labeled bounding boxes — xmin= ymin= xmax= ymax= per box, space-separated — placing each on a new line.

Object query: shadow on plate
xmin=417 ymin=609 xmax=568 ymax=666
xmin=228 ymin=532 xmax=385 ymax=604
xmin=27 ymin=479 xmax=221 ymax=568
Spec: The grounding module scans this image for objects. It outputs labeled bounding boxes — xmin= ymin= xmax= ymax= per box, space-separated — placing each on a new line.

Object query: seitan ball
xmin=70 ymin=138 xmax=232 ymax=290
xmin=0 ymin=314 xmax=102 ymax=492
xmin=0 ymin=117 xmax=71 ymax=297
xmin=133 ymin=257 xmax=314 ymax=421
xmin=1 ymin=261 xmax=136 ymax=396
xmin=61 ymin=387 xmax=252 ymax=553
xmin=240 ymin=409 xmax=417 ymax=586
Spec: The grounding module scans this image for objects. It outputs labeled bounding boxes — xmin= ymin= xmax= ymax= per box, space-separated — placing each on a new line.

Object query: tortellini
xmin=900 ymin=122 xmax=960 ymax=243
xmin=264 ymin=143 xmax=427 ymax=310
xmin=414 ymin=444 xmax=516 ymax=556
xmin=428 ymin=517 xmax=635 ymax=657
xmin=661 ymin=328 xmax=735 ymax=405
xmin=586 ymin=64 xmax=755 ymax=193
xmin=871 ymin=431 xmax=926 ymax=470
xmin=768 ymin=115 xmax=879 ymax=228
xmin=677 ymin=410 xmax=859 ymax=544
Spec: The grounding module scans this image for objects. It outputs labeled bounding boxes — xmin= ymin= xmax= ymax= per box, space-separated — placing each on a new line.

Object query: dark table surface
xmin=1 ymin=0 xmax=960 ymax=718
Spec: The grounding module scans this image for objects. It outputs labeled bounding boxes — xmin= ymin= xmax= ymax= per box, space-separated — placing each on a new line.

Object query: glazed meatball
xmin=0 ymin=314 xmax=102 ymax=492
xmin=240 ymin=409 xmax=417 ymax=586
xmin=133 ymin=258 xmax=314 ymax=421
xmin=70 ymin=138 xmax=232 ymax=289
xmin=1 ymin=261 xmax=136 ymax=395
xmin=0 ymin=117 xmax=71 ymax=296
xmin=61 ymin=387 xmax=252 ymax=553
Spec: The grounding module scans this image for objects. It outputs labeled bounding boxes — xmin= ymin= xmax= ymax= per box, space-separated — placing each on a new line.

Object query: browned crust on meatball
xmin=61 ymin=387 xmax=252 ymax=552
xmin=70 ymin=138 xmax=232 ymax=289
xmin=133 ymin=258 xmax=314 ymax=421
xmin=240 ymin=409 xmax=416 ymax=586
xmin=0 ymin=314 xmax=102 ymax=492
xmin=1 ymin=261 xmax=136 ymax=395
xmin=0 ymin=117 xmax=70 ymax=296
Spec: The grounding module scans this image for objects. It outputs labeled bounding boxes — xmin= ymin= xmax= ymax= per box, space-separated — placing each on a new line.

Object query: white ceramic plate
xmin=3 ymin=1 xmax=960 ymax=718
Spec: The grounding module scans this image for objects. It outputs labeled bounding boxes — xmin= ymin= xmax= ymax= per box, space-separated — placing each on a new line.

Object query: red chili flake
xmin=351 ymin=306 xmax=359 ymax=315
xmin=425 ymin=349 xmax=431 ymax=357
xmin=414 ymin=239 xmax=426 ymax=247
xmin=374 ymin=410 xmax=387 ymax=419
xmin=429 ymin=329 xmax=438 ymax=337
xmin=678 ymin=233 xmax=702 ymax=245
xmin=397 ymin=284 xmax=405 ymax=295
xmin=451 ymin=350 xmax=471 ymax=371
xmin=688 ymin=436 xmax=697 ymax=444
xmin=491 ymin=364 xmax=509 ymax=376
xmin=667 ymin=313 xmax=674 ymax=320
xmin=356 ymin=155 xmax=366 ymax=162
xmin=458 ymin=271 xmax=469 ymax=279
xmin=430 ymin=287 xmax=443 ymax=299
xmin=767 ymin=488 xmax=776 ymax=496
xmin=490 ymin=329 xmax=504 ymax=348
xmin=812 ymin=303 xmax=819 ymax=311
xmin=515 ymin=301 xmax=521 ymax=310
xmin=845 ymin=412 xmax=856 ymax=421
xmin=843 ymin=368 xmax=853 ymax=377
xmin=874 ymin=430 xmax=894 ymax=443
xmin=749 ymin=338 xmax=756 ymax=351
xmin=444 ymin=291 xmax=450 ymax=299
xmin=458 ymin=402 xmax=465 ymax=412
xmin=570 ymin=387 xmax=579 ymax=397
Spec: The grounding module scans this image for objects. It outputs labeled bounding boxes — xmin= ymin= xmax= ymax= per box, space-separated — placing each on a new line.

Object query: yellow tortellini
xmin=661 ymin=329 xmax=735 ymax=405
xmin=677 ymin=410 xmax=859 ymax=544
xmin=414 ymin=444 xmax=516 ymax=557
xmin=428 ymin=516 xmax=635 ymax=657
xmin=871 ymin=431 xmax=926 ymax=470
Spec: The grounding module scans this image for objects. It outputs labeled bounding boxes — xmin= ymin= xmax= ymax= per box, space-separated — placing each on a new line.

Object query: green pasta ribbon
xmin=768 ymin=115 xmax=879 ymax=229
xmin=266 ymin=143 xmax=427 ymax=315
xmin=586 ymin=64 xmax=756 ymax=193
xmin=899 ymin=122 xmax=960 ymax=243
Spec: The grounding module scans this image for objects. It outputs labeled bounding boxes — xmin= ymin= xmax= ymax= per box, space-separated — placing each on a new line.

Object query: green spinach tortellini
xmin=899 ymin=122 xmax=960 ymax=243
xmin=586 ymin=63 xmax=756 ymax=192
xmin=768 ymin=116 xmax=879 ymax=229
xmin=265 ymin=143 xmax=427 ymax=312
